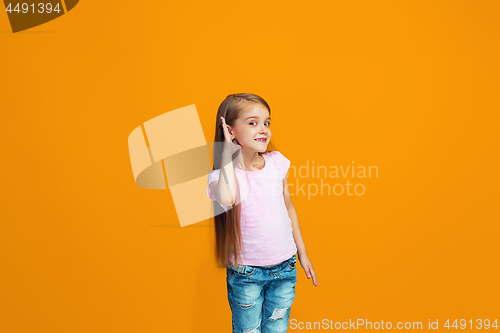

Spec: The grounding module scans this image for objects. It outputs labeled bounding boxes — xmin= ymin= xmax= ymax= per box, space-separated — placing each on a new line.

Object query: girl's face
xmin=229 ymin=103 xmax=271 ymax=153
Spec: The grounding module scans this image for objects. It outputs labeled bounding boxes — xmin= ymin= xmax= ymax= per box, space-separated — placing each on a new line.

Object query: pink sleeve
xmin=271 ymin=151 xmax=291 ymax=179
xmin=207 ymin=169 xmax=221 ymax=201
xmin=207 ymin=169 xmax=231 ymax=212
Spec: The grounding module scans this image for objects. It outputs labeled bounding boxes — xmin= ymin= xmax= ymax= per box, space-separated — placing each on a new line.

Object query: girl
xmin=207 ymin=93 xmax=318 ymax=333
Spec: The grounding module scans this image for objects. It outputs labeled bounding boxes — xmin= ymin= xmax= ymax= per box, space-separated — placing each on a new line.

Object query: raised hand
xmin=220 ymin=116 xmax=242 ymax=155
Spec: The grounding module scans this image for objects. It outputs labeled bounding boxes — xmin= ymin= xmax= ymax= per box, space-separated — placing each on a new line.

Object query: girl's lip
xmin=255 ymin=138 xmax=267 ymax=142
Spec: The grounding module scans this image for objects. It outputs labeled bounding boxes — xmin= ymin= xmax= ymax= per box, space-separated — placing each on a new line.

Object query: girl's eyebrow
xmin=245 ymin=116 xmax=271 ymax=120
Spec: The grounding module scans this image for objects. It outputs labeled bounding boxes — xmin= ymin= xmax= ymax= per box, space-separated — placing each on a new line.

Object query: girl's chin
xmin=240 ymin=146 xmax=267 ymax=153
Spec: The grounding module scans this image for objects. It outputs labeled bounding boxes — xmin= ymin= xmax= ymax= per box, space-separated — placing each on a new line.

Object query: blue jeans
xmin=226 ymin=254 xmax=297 ymax=333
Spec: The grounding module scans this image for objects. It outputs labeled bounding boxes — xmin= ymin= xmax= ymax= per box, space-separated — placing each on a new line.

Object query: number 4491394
xmin=444 ymin=319 xmax=498 ymax=329
xmin=6 ymin=3 xmax=61 ymax=14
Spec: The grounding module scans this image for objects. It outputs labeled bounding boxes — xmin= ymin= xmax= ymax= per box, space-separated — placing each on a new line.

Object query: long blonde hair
xmin=212 ymin=93 xmax=275 ymax=268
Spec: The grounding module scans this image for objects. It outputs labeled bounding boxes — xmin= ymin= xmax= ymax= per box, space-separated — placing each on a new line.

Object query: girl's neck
xmin=239 ymin=150 xmax=265 ymax=171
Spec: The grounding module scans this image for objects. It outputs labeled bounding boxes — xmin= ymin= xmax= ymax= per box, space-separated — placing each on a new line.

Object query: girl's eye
xmin=249 ymin=121 xmax=271 ymax=126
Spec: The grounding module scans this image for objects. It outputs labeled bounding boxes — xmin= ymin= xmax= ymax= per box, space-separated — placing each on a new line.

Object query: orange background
xmin=1 ymin=1 xmax=499 ymax=332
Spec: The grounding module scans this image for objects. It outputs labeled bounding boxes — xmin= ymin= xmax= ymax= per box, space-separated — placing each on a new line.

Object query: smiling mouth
xmin=255 ymin=138 xmax=267 ymax=143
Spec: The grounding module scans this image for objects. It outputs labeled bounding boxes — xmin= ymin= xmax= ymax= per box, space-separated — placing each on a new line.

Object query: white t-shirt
xmin=207 ymin=150 xmax=297 ymax=266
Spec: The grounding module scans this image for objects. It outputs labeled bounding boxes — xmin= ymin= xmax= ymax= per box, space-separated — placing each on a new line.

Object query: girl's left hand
xmin=298 ymin=255 xmax=318 ymax=287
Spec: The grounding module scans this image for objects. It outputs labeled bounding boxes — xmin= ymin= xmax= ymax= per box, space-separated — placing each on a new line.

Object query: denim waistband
xmin=249 ymin=254 xmax=295 ymax=270
xmin=258 ymin=263 xmax=283 ymax=269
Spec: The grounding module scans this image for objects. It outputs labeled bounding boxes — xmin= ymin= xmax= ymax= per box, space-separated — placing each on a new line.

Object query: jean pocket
xmin=285 ymin=254 xmax=297 ymax=270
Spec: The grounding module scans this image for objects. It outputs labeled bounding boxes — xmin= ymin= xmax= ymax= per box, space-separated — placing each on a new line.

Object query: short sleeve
xmin=269 ymin=150 xmax=291 ymax=180
xmin=207 ymin=169 xmax=221 ymax=201
xmin=207 ymin=169 xmax=231 ymax=213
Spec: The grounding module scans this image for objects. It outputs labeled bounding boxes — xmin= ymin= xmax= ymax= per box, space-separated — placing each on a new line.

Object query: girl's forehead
xmin=240 ymin=104 xmax=270 ymax=119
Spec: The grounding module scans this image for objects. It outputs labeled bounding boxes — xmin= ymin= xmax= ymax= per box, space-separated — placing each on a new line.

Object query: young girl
xmin=207 ymin=93 xmax=318 ymax=333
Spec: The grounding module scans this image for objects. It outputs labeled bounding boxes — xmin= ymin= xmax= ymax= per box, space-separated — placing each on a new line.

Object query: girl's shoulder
xmin=263 ymin=150 xmax=288 ymax=161
xmin=208 ymin=168 xmax=220 ymax=176
xmin=263 ymin=150 xmax=291 ymax=178
xmin=207 ymin=168 xmax=221 ymax=183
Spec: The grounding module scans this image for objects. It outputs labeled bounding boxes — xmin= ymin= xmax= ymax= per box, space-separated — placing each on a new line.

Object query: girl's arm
xmin=283 ymin=171 xmax=318 ymax=286
xmin=211 ymin=145 xmax=238 ymax=206
xmin=210 ymin=116 xmax=240 ymax=206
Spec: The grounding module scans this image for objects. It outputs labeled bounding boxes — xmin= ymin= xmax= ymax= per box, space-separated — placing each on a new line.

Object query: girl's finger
xmin=220 ymin=117 xmax=232 ymax=142
xmin=311 ymin=270 xmax=318 ymax=286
